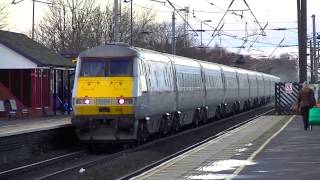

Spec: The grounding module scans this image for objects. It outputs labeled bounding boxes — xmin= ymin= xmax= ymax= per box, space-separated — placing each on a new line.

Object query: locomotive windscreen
xmin=80 ymin=58 xmax=133 ymax=77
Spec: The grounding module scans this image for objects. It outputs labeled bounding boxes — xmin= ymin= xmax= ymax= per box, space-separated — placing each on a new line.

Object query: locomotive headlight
xmin=115 ymin=98 xmax=134 ymax=105
xmin=118 ymin=98 xmax=125 ymax=105
xmin=76 ymin=98 xmax=93 ymax=105
xmin=85 ymin=99 xmax=90 ymax=104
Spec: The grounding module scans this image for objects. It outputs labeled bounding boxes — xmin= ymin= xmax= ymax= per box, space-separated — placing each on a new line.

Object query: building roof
xmin=0 ymin=30 xmax=74 ymax=68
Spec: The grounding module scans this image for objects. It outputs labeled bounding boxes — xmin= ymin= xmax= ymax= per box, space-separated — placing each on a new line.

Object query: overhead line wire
xmin=207 ymin=0 xmax=235 ymax=46
xmin=165 ymin=0 xmax=199 ymax=36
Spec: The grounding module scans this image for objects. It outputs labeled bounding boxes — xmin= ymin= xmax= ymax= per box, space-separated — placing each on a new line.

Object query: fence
xmin=275 ymin=82 xmax=301 ymax=115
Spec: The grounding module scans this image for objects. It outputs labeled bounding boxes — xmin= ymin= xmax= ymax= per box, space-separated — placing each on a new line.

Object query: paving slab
xmin=132 ymin=115 xmax=293 ymax=180
xmin=0 ymin=115 xmax=72 ymax=137
xmin=238 ymin=116 xmax=320 ymax=180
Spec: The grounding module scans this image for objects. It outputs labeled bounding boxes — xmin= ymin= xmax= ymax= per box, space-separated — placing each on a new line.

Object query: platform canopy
xmin=0 ymin=30 xmax=74 ymax=69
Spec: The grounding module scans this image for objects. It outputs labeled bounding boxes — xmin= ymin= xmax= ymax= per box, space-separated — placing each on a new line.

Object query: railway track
xmin=119 ymin=108 xmax=274 ymax=180
xmin=0 ymin=146 xmax=127 ymax=180
xmin=0 ymin=150 xmax=86 ymax=179
xmin=0 ymin=105 xmax=273 ymax=180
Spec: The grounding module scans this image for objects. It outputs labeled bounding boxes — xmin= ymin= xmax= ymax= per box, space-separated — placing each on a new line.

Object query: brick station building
xmin=0 ymin=30 xmax=74 ymax=117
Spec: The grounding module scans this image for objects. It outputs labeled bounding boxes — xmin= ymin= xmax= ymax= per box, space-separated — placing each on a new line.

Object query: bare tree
xmin=0 ymin=3 xmax=8 ymax=29
xmin=255 ymin=55 xmax=298 ymax=82
xmin=35 ymin=0 xmax=108 ymax=52
xmin=34 ymin=0 xmax=196 ymax=54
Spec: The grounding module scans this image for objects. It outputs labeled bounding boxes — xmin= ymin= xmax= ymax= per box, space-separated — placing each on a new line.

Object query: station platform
xmin=0 ymin=115 xmax=72 ymax=138
xmin=133 ymin=115 xmax=320 ymax=179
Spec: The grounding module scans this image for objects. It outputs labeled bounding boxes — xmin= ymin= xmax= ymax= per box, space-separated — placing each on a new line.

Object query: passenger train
xmin=71 ymin=43 xmax=280 ymax=144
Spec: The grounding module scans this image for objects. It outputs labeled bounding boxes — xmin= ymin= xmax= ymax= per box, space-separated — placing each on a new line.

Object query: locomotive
xmin=71 ymin=43 xmax=280 ymax=144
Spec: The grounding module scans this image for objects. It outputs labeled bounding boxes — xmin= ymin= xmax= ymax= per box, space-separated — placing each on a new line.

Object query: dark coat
xmin=298 ymin=86 xmax=316 ymax=108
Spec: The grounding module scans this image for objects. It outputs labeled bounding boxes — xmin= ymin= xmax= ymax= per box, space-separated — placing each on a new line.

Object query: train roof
xmin=198 ymin=61 xmax=221 ymax=71
xmin=167 ymin=55 xmax=201 ymax=68
xmin=79 ymin=43 xmax=138 ymax=58
xmin=219 ymin=65 xmax=237 ymax=73
xmin=138 ymin=48 xmax=171 ymax=63
xmin=135 ymin=47 xmax=201 ymax=68
xmin=78 ymin=43 xmax=280 ymax=79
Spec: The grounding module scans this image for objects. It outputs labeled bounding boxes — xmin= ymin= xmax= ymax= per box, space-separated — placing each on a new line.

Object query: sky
xmin=2 ymin=0 xmax=320 ymax=57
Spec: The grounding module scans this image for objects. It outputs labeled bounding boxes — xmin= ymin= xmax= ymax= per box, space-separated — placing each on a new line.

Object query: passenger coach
xmin=71 ymin=43 xmax=280 ymax=144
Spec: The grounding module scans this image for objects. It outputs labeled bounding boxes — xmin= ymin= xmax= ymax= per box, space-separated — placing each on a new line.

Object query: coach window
xmin=212 ymin=76 xmax=214 ymax=88
xmin=212 ymin=75 xmax=215 ymax=88
xmin=167 ymin=67 xmax=171 ymax=88
xmin=163 ymin=67 xmax=167 ymax=87
xmin=192 ymin=74 xmax=195 ymax=88
xmin=194 ymin=74 xmax=196 ymax=88
xmin=182 ymin=74 xmax=185 ymax=90
xmin=181 ymin=73 xmax=184 ymax=88
xmin=146 ymin=63 xmax=152 ymax=88
xmin=182 ymin=73 xmax=185 ymax=89
xmin=164 ymin=66 xmax=169 ymax=88
xmin=191 ymin=74 xmax=194 ymax=88
xmin=139 ymin=60 xmax=145 ymax=75
xmin=195 ymin=74 xmax=198 ymax=88
xmin=154 ymin=67 xmax=160 ymax=89
xmin=193 ymin=74 xmax=195 ymax=89
xmin=177 ymin=73 xmax=180 ymax=88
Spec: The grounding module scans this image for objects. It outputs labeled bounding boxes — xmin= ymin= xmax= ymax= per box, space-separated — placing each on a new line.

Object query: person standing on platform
xmin=297 ymin=81 xmax=316 ymax=130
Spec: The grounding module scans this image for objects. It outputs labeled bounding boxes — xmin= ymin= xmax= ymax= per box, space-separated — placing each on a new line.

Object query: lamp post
xmin=124 ymin=0 xmax=133 ymax=45
xmin=113 ymin=0 xmax=119 ymax=42
xmin=130 ymin=0 xmax=132 ymax=45
xmin=200 ymin=20 xmax=211 ymax=48
xmin=172 ymin=12 xmax=176 ymax=55
xmin=32 ymin=0 xmax=35 ymax=40
xmin=12 ymin=0 xmax=53 ymax=40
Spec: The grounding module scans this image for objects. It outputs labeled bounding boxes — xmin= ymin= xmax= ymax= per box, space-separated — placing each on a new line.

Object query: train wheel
xmin=137 ymin=121 xmax=148 ymax=145
xmin=159 ymin=117 xmax=170 ymax=136
xmin=193 ymin=112 xmax=200 ymax=128
xmin=215 ymin=108 xmax=221 ymax=120
xmin=247 ymin=101 xmax=251 ymax=110
xmin=244 ymin=101 xmax=248 ymax=111
xmin=202 ymin=110 xmax=208 ymax=124
xmin=221 ymin=105 xmax=227 ymax=118
xmin=230 ymin=103 xmax=236 ymax=116
xmin=87 ymin=144 xmax=98 ymax=152
xmin=172 ymin=115 xmax=181 ymax=133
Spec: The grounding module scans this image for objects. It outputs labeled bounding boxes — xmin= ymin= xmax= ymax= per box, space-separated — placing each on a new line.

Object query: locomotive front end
xmin=72 ymin=45 xmax=138 ymax=143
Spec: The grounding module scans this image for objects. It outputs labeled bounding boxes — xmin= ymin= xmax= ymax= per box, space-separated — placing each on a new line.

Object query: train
xmin=71 ymin=43 xmax=280 ymax=144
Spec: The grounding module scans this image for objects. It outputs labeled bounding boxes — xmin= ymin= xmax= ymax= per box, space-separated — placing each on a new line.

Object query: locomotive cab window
xmin=80 ymin=61 xmax=106 ymax=77
xmin=80 ymin=58 xmax=133 ymax=77
xmin=109 ymin=59 xmax=132 ymax=76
